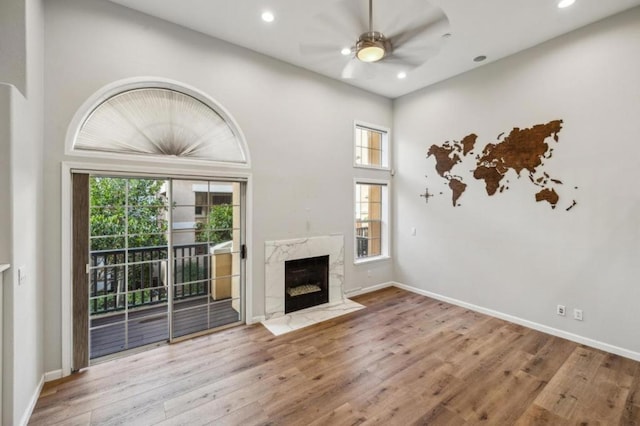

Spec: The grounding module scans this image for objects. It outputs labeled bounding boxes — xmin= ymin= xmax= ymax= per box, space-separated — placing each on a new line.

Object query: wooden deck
xmin=32 ymin=287 xmax=640 ymax=425
xmin=90 ymin=297 xmax=240 ymax=359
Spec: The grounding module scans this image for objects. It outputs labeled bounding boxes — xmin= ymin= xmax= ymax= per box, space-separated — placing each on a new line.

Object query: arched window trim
xmin=65 ymin=77 xmax=251 ymax=168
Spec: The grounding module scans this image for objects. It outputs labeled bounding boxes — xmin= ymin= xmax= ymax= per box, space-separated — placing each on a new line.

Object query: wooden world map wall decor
xmin=425 ymin=119 xmax=578 ymax=210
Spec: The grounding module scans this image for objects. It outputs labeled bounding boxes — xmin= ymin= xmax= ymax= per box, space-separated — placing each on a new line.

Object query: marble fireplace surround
xmin=265 ymin=235 xmax=344 ymax=319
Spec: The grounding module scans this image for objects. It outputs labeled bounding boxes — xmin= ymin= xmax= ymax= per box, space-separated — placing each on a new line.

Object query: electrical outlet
xmin=574 ymin=309 xmax=583 ymax=321
xmin=557 ymin=304 xmax=566 ymax=316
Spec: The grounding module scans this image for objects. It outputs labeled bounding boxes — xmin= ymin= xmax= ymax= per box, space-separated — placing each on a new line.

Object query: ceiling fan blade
xmin=342 ymin=0 xmax=368 ymax=34
xmin=383 ymin=52 xmax=427 ymax=68
xmin=341 ymin=60 xmax=358 ymax=79
xmin=312 ymin=9 xmax=361 ymax=41
xmin=300 ymin=43 xmax=347 ymax=57
xmin=388 ymin=14 xmax=450 ymax=50
xmin=341 ymin=59 xmax=375 ymax=80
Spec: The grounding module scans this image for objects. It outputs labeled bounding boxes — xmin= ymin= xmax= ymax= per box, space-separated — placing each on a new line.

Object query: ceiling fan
xmin=300 ymin=0 xmax=451 ymax=80
xmin=354 ymin=0 xmax=392 ymax=63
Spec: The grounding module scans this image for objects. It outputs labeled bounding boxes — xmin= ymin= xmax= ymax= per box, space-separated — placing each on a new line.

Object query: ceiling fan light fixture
xmin=356 ymin=32 xmax=387 ymax=62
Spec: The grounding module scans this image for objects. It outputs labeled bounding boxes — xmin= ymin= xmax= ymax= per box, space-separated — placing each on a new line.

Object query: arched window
xmin=70 ymin=81 xmax=248 ymax=166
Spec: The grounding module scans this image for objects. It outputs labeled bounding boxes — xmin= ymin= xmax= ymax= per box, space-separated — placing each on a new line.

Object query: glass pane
xmin=355 ymin=127 xmax=384 ymax=167
xmin=173 ymin=243 xmax=209 ymax=260
xmin=173 ymin=180 xmax=203 ymax=206
xmin=90 ymin=236 xmax=126 ymax=252
xmin=90 ymin=247 xmax=126 ymax=268
xmin=194 ymin=205 xmax=208 ymax=219
xmin=128 ymin=233 xmax=167 ymax=250
xmin=211 ymin=276 xmax=231 ymax=301
xmin=127 ymin=179 xmax=168 ymax=207
xmin=205 ymin=202 xmax=233 ymax=230
xmin=172 ymin=302 xmax=209 ymax=338
xmin=90 ymin=262 xmax=125 ymax=312
xmin=89 ymin=292 xmax=125 ymax=315
xmin=128 ymin=206 xmax=167 ymax=235
xmin=127 ymin=260 xmax=165 ymax=291
xmin=369 ymin=184 xmax=382 ymax=202
xmin=355 ymin=182 xmax=385 ymax=259
xmin=127 ymin=246 xmax=168 ymax=264
xmin=90 ymin=322 xmax=125 ymax=359
xmin=90 ymin=207 xmax=125 ymax=237
xmin=127 ymin=312 xmax=168 ymax=350
xmin=90 ymin=177 xmax=126 ymax=207
xmin=210 ymin=298 xmax=240 ymax=328
xmin=172 ymin=205 xmax=198 ymax=248
xmin=174 ymin=255 xmax=210 ymax=285
xmin=232 ymin=204 xmax=241 ymax=226
xmin=174 ymin=281 xmax=208 ymax=300
xmin=368 ymin=219 xmax=382 ymax=257
xmin=230 ymin=275 xmax=241 ymax=310
xmin=198 ymin=230 xmax=234 ymax=246
xmin=230 ymin=251 xmax=241 ymax=276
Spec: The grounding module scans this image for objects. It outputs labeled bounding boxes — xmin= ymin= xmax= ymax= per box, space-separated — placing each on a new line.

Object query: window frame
xmin=353 ymin=121 xmax=390 ymax=171
xmin=353 ymin=178 xmax=391 ymax=264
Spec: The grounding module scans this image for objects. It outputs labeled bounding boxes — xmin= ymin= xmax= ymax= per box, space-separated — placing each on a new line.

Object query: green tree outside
xmin=90 ymin=177 xmax=168 ymax=251
xmin=195 ymin=204 xmax=233 ymax=245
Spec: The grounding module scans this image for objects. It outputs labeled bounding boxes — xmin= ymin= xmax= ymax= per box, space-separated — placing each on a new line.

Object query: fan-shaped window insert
xmin=74 ymin=88 xmax=247 ymax=164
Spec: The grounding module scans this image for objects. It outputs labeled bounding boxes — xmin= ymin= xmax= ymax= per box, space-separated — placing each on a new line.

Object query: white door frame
xmin=61 ymin=160 xmax=254 ymax=377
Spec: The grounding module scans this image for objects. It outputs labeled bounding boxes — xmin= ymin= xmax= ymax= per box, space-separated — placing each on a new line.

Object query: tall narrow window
xmin=355 ymin=180 xmax=389 ymax=261
xmin=354 ymin=122 xmax=389 ymax=169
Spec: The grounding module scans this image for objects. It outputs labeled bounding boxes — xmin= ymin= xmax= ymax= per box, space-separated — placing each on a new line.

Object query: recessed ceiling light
xmin=397 ymin=71 xmax=407 ymax=79
xmin=558 ymin=0 xmax=575 ymax=8
xmin=261 ymin=11 xmax=275 ymax=23
xmin=341 ymin=47 xmax=352 ymax=56
xmin=473 ymin=55 xmax=487 ymax=62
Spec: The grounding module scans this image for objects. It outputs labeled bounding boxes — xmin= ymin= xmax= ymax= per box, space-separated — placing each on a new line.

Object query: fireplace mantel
xmin=264 ymin=235 xmax=344 ymax=319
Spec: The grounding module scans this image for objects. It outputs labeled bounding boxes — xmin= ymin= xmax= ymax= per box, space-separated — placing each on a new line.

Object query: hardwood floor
xmin=31 ymin=287 xmax=640 ymax=425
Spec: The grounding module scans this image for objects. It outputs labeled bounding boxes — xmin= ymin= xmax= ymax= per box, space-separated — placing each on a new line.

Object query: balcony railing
xmin=89 ymin=242 xmax=210 ymax=315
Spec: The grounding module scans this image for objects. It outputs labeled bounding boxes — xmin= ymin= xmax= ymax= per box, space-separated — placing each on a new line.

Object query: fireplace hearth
xmin=285 ymin=255 xmax=329 ymax=314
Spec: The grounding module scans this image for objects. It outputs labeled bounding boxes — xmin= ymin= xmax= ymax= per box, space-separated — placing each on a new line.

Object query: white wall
xmin=0 ymin=84 xmax=13 ymax=426
xmin=0 ymin=0 xmax=27 ymax=96
xmin=0 ymin=0 xmax=45 ymax=423
xmin=393 ymin=8 xmax=640 ymax=357
xmin=0 ymin=85 xmax=11 ymax=265
xmin=42 ymin=0 xmax=394 ymax=372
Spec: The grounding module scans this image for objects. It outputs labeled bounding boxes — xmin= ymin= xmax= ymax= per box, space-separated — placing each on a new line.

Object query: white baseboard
xmin=248 ymin=315 xmax=266 ymax=325
xmin=344 ymin=281 xmax=394 ymax=298
xmin=19 ymin=375 xmax=44 ymax=426
xmin=393 ymin=282 xmax=640 ymax=362
xmin=44 ymin=369 xmax=63 ymax=382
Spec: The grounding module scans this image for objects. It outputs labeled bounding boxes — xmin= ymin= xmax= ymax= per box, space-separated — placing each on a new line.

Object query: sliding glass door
xmin=88 ymin=177 xmax=170 ymax=359
xmin=169 ymin=180 xmax=243 ymax=340
xmin=79 ymin=175 xmax=245 ymax=363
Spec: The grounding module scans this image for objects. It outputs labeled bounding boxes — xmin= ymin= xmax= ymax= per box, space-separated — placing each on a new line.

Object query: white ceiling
xmin=107 ymin=0 xmax=640 ymax=99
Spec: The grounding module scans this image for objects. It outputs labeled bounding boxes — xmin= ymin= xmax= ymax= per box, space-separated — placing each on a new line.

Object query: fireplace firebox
xmin=284 ymin=255 xmax=329 ymax=314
